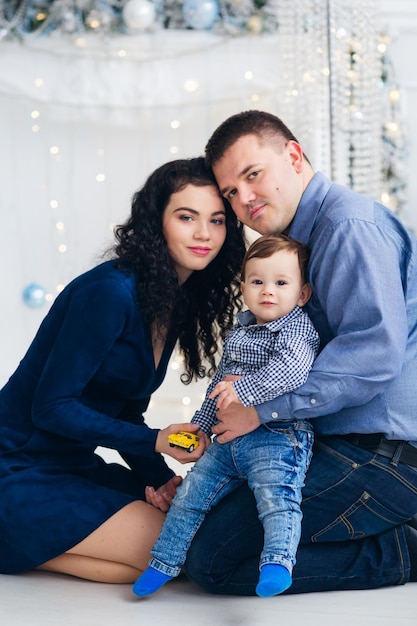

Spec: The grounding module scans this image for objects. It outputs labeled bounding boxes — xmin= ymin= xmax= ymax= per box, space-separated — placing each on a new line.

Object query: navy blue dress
xmin=0 ymin=261 xmax=176 ymax=573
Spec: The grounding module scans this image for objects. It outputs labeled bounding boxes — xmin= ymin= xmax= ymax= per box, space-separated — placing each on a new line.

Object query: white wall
xmin=379 ymin=0 xmax=417 ymax=232
xmin=0 ymin=26 xmax=334 ymax=384
xmin=0 ymin=2 xmax=416 ymax=452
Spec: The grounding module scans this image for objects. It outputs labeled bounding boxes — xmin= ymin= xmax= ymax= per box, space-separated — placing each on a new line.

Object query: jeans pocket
xmin=311 ymin=490 xmax=407 ymax=542
xmin=262 ymin=422 xmax=313 ymax=469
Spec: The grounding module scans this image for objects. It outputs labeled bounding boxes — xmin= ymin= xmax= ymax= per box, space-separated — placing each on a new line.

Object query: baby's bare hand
xmin=209 ymin=381 xmax=241 ymax=410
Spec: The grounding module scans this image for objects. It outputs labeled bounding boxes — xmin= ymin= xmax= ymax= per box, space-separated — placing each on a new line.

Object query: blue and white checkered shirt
xmin=192 ymin=306 xmax=320 ymax=436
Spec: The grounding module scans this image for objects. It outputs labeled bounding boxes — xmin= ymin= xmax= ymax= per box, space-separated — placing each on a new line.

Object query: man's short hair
xmin=205 ymin=110 xmax=311 ymax=167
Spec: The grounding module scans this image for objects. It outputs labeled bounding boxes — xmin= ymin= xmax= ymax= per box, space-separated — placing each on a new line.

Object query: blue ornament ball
xmin=182 ymin=0 xmax=219 ymax=30
xmin=22 ymin=283 xmax=46 ymax=308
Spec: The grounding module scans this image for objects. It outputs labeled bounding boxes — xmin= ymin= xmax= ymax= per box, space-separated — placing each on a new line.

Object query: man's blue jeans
xmin=149 ymin=421 xmax=313 ymax=577
xmin=184 ymin=436 xmax=417 ymax=594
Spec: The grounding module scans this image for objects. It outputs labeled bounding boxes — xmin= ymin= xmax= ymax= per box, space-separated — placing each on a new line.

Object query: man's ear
xmin=286 ymin=140 xmax=304 ymax=174
xmin=298 ymin=283 xmax=312 ymax=307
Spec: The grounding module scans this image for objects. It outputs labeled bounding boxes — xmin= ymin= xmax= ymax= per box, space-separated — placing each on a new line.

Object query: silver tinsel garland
xmin=0 ymin=0 xmax=279 ymax=36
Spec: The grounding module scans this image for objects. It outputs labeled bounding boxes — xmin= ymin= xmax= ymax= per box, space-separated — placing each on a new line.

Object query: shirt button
xmin=271 ymin=412 xmax=278 ymax=419
xmin=310 ymin=398 xmax=316 ymax=405
xmin=247 ymin=395 xmax=254 ymax=402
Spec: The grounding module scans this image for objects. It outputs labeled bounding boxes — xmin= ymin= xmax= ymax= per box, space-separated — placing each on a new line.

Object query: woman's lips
xmin=189 ymin=247 xmax=211 ymax=256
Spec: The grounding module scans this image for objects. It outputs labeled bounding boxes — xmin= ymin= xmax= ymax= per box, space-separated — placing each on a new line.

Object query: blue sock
xmin=256 ymin=564 xmax=292 ymax=598
xmin=132 ymin=567 xmax=173 ymax=597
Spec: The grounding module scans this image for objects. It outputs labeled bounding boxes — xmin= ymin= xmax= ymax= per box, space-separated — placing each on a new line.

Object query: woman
xmin=0 ymin=157 xmax=246 ymax=583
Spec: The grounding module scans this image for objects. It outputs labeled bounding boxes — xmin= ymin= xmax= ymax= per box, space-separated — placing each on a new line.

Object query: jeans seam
xmin=394 ymin=526 xmax=407 ymax=584
xmin=370 ymin=458 xmax=417 ymax=494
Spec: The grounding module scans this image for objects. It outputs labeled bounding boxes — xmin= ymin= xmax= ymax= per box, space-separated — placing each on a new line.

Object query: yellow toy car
xmin=168 ymin=431 xmax=200 ymax=453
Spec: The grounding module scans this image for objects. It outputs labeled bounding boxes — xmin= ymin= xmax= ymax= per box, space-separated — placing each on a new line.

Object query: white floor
xmin=0 ymin=571 xmax=416 ymax=626
xmin=2 ymin=386 xmax=417 ymax=624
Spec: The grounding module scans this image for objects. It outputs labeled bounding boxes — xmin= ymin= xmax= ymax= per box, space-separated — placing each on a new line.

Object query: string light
xmin=184 ymin=79 xmax=199 ymax=93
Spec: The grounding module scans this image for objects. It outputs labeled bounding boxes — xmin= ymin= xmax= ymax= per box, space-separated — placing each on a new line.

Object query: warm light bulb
xmin=184 ymin=79 xmax=199 ymax=93
xmin=389 ymin=89 xmax=400 ymax=103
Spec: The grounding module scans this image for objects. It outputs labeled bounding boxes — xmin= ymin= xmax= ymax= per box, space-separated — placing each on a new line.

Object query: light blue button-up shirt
xmin=257 ymin=173 xmax=417 ymax=445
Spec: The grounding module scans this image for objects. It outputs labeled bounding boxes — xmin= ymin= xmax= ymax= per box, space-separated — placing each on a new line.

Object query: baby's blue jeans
xmin=149 ymin=420 xmax=313 ymax=577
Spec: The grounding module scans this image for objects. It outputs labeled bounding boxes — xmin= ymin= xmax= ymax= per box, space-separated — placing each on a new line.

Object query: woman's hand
xmin=155 ymin=422 xmax=209 ymax=464
xmin=145 ymin=475 xmax=183 ymax=512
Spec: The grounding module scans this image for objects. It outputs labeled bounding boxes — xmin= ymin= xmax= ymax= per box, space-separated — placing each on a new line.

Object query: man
xmin=184 ymin=110 xmax=417 ymax=595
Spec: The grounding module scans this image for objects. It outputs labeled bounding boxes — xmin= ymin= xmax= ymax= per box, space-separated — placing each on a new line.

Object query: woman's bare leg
xmin=36 ymin=500 xmax=165 ymax=583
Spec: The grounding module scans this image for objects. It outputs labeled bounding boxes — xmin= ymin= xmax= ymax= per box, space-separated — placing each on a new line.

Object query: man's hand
xmin=209 ymin=380 xmax=242 ymax=410
xmin=145 ymin=475 xmax=182 ymax=512
xmin=212 ymin=404 xmax=260 ymax=443
xmin=155 ymin=422 xmax=209 ymax=464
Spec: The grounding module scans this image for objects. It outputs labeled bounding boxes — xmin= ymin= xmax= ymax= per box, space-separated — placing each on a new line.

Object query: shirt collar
xmin=236 ymin=306 xmax=305 ymax=332
xmin=288 ymin=172 xmax=332 ymax=244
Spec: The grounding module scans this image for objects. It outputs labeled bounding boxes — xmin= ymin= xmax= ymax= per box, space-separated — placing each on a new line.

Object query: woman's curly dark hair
xmin=112 ymin=157 xmax=246 ymax=383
